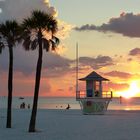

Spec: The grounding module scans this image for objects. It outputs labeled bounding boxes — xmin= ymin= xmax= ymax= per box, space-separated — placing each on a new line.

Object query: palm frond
xmin=42 ymin=38 xmax=50 ymax=52
xmin=22 ymin=18 xmax=36 ymax=30
xmin=52 ymin=36 xmax=60 ymax=45
xmin=23 ymin=37 xmax=31 ymax=51
xmin=21 ymin=10 xmax=59 ymax=52
xmin=31 ymin=39 xmax=38 ymax=50
xmin=47 ymin=18 xmax=58 ymax=33
xmin=49 ymin=36 xmax=60 ymax=51
xmin=0 ymin=20 xmax=21 ymax=47
xmin=22 ymin=10 xmax=58 ymax=32
xmin=49 ymin=40 xmax=56 ymax=51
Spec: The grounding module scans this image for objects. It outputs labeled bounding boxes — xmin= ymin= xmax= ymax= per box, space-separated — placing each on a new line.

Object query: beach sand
xmin=0 ymin=109 xmax=140 ymax=140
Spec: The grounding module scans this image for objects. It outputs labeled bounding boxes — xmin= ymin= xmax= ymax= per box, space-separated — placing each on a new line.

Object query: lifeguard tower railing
xmin=76 ymin=90 xmax=113 ymax=100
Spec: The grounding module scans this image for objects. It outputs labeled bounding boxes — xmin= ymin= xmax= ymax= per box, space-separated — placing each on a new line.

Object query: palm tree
xmin=21 ymin=10 xmax=59 ymax=132
xmin=0 ymin=20 xmax=20 ymax=128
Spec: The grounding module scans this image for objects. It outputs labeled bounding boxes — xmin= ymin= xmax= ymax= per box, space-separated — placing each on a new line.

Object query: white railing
xmin=76 ymin=90 xmax=113 ymax=99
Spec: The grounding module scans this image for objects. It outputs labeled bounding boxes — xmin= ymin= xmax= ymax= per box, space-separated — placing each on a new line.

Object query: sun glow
xmin=116 ymin=81 xmax=140 ymax=98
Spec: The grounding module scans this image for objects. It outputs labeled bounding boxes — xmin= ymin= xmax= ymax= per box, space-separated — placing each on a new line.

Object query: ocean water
xmin=0 ymin=96 xmax=140 ymax=110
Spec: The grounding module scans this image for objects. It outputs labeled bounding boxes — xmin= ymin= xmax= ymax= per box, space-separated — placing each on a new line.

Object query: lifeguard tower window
xmin=93 ymin=81 xmax=99 ymax=97
xmin=95 ymin=81 xmax=99 ymax=91
xmin=87 ymin=89 xmax=93 ymax=97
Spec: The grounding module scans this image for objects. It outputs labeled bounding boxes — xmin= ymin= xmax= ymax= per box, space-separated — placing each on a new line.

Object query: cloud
xmin=0 ymin=0 xmax=73 ymax=56
xmin=0 ymin=70 xmax=52 ymax=96
xmin=75 ymin=24 xmax=96 ymax=31
xmin=0 ymin=47 xmax=73 ymax=76
xmin=0 ymin=50 xmax=114 ymax=78
xmin=42 ymin=52 xmax=74 ymax=78
xmin=69 ymin=86 xmax=74 ymax=92
xmin=79 ymin=55 xmax=114 ymax=69
xmin=75 ymin=12 xmax=140 ymax=38
xmin=0 ymin=0 xmax=73 ymax=40
xmin=109 ymin=82 xmax=129 ymax=91
xmin=0 ymin=46 xmax=36 ymax=75
xmin=129 ymin=48 xmax=140 ymax=56
xmin=0 ymin=0 xmax=57 ymax=21
xmin=127 ymin=58 xmax=133 ymax=62
xmin=0 ymin=0 xmax=73 ymax=76
xmin=57 ymin=20 xmax=73 ymax=39
xmin=104 ymin=71 xmax=132 ymax=79
xmin=44 ymin=0 xmax=58 ymax=17
xmin=43 ymin=53 xmax=72 ymax=69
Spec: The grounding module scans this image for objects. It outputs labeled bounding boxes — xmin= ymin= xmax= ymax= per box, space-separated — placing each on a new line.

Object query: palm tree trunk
xmin=29 ymin=32 xmax=43 ymax=132
xmin=6 ymin=46 xmax=13 ymax=128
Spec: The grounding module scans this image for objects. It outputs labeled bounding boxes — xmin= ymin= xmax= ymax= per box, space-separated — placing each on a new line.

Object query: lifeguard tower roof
xmin=79 ymin=71 xmax=109 ymax=81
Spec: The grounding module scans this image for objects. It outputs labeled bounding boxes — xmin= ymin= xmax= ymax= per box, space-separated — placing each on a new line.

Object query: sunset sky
xmin=1 ymin=0 xmax=140 ymax=97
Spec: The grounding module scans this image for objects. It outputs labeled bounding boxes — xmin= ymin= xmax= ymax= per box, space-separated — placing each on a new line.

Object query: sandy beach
xmin=0 ymin=109 xmax=140 ymax=140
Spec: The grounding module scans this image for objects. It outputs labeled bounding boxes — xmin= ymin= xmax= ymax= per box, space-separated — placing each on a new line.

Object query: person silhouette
xmin=66 ymin=104 xmax=70 ymax=109
xmin=95 ymin=91 xmax=99 ymax=97
xmin=20 ymin=102 xmax=25 ymax=109
xmin=27 ymin=104 xmax=30 ymax=109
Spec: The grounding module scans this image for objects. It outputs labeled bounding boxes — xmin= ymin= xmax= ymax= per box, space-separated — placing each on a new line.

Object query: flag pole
xmin=76 ymin=42 xmax=79 ymax=99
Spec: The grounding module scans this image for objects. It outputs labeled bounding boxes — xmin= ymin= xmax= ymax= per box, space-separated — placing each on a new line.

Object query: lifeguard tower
xmin=76 ymin=71 xmax=112 ymax=115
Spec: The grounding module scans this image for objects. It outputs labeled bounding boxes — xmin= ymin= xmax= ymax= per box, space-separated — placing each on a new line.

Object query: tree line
xmin=0 ymin=10 xmax=59 ymax=132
